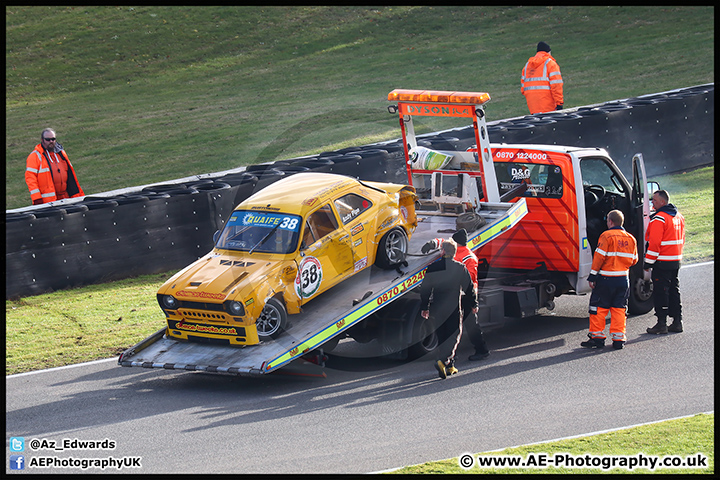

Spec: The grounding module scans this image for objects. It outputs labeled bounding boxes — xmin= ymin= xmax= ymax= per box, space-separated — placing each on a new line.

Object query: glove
xmin=643 ymin=269 xmax=652 ymax=282
xmin=556 ymin=104 xmax=563 ymax=110
xmin=32 ymin=198 xmax=43 ymax=205
xmin=421 ymin=240 xmax=436 ymax=254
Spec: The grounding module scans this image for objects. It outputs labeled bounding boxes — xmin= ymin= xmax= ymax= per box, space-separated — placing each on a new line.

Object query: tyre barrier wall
xmin=5 ymin=84 xmax=713 ymax=298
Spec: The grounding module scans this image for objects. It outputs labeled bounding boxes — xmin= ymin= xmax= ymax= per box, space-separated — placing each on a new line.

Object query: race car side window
xmin=334 ymin=193 xmax=373 ymax=224
xmin=303 ymin=204 xmax=339 ymax=247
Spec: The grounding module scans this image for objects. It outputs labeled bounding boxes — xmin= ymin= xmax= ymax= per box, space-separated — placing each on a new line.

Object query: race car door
xmin=295 ymin=203 xmax=354 ymax=302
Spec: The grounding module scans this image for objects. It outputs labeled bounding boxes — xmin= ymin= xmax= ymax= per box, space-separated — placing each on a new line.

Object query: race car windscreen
xmin=216 ymin=211 xmax=302 ymax=254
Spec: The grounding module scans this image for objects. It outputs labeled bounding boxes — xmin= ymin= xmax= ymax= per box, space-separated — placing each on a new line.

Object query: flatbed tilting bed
xmin=118 ymin=199 xmax=527 ymax=376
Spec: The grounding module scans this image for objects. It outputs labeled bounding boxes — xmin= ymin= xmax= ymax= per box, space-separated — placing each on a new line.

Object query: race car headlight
xmin=225 ymin=300 xmax=245 ymax=317
xmin=160 ymin=295 xmax=178 ymax=310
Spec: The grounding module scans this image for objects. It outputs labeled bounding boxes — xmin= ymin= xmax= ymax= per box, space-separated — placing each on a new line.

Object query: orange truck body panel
xmin=477 ymin=147 xmax=581 ymax=273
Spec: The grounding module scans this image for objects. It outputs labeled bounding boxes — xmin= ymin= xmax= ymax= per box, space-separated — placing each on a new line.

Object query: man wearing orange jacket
xmin=422 ymin=228 xmax=490 ymax=361
xmin=644 ymin=190 xmax=686 ymax=334
xmin=581 ymin=210 xmax=638 ymax=350
xmin=25 ymin=128 xmax=84 ymax=205
xmin=521 ymin=41 xmax=564 ymax=115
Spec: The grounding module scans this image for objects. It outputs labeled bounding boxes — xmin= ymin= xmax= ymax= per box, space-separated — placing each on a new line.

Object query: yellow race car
xmin=157 ymin=172 xmax=418 ymax=346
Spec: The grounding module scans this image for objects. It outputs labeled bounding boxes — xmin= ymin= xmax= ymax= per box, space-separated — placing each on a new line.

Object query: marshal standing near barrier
xmin=521 ymin=41 xmax=564 ymax=114
xmin=25 ymin=128 xmax=84 ymax=205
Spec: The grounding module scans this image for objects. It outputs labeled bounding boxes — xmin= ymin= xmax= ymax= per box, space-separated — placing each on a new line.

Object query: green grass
xmin=5 ymin=6 xmax=714 ymax=209
xmin=6 ymin=272 xmax=177 ymax=374
xmin=388 ymin=413 xmax=713 ymax=474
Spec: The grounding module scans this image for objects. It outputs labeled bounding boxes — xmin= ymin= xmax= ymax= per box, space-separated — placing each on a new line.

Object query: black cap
xmin=452 ymin=229 xmax=468 ymax=246
xmin=537 ymin=41 xmax=551 ymax=53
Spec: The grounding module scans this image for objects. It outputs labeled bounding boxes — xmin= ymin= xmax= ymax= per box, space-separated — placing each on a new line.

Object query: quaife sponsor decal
xmin=169 ymin=320 xmax=243 ymax=336
xmin=295 ymin=256 xmax=323 ymax=298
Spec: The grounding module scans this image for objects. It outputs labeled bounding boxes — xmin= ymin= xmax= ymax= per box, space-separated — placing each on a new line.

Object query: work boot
xmin=646 ymin=319 xmax=668 ymax=334
xmin=435 ymin=360 xmax=448 ymax=380
xmin=445 ymin=362 xmax=459 ymax=376
xmin=468 ymin=351 xmax=490 ymax=361
xmin=668 ymin=318 xmax=684 ymax=333
xmin=580 ymin=334 xmax=605 ymax=349
xmin=612 ymin=340 xmax=625 ymax=350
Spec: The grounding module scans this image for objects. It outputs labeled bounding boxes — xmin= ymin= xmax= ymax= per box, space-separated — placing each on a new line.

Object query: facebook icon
xmin=10 ymin=455 xmax=25 ymax=470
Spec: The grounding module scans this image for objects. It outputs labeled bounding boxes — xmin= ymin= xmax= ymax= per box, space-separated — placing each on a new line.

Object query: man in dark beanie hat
xmin=421 ymin=228 xmax=491 ymax=366
xmin=537 ymin=41 xmax=551 ymax=52
xmin=452 ymin=228 xmax=468 ymax=246
xmin=521 ymin=41 xmax=564 ymax=114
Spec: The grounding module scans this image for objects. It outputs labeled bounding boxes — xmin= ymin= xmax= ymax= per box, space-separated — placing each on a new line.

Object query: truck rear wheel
xmin=628 ymin=271 xmax=654 ymax=315
xmin=257 ymin=298 xmax=288 ymax=339
xmin=408 ymin=315 xmax=439 ymax=359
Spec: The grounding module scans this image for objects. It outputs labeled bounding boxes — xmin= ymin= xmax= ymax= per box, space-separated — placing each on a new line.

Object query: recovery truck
xmin=118 ymin=90 xmax=528 ymax=376
xmin=375 ymin=89 xmax=656 ymax=341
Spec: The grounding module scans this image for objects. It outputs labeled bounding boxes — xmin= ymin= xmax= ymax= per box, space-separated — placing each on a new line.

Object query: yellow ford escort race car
xmin=157 ymin=172 xmax=418 ymax=346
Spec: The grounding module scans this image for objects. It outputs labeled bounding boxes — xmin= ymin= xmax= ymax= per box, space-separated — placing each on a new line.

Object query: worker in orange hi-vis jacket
xmin=643 ymin=189 xmax=686 ymax=335
xmin=581 ymin=210 xmax=638 ymax=350
xmin=25 ymin=128 xmax=84 ymax=205
xmin=521 ymin=41 xmax=564 ymax=115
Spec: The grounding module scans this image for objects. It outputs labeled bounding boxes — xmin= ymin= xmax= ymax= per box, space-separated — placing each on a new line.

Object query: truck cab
xmin=387 ymin=89 xmax=655 ymax=316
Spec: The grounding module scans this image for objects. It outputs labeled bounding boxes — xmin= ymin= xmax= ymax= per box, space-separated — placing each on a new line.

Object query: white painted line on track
xmin=7 ymin=356 xmax=117 ymax=379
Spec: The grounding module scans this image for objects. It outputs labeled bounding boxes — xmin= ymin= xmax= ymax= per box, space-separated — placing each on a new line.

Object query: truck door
xmin=578 ymin=156 xmax=632 ymax=252
xmin=627 ymin=153 xmax=655 ymax=314
xmin=631 ymin=153 xmax=652 ymax=245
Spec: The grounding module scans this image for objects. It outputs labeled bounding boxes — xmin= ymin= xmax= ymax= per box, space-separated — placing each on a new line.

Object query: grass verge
xmin=388 ymin=413 xmax=714 ymax=474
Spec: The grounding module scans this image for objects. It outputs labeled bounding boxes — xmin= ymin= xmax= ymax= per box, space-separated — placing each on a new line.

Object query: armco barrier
xmin=5 ymin=84 xmax=713 ymax=298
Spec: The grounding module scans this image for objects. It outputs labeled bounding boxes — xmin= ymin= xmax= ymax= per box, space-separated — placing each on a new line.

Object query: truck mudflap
xmin=118 ymin=199 xmax=527 ymax=376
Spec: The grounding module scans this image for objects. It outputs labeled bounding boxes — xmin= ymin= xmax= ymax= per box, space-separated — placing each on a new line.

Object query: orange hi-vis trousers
xmin=589 ymin=307 xmax=627 ymax=342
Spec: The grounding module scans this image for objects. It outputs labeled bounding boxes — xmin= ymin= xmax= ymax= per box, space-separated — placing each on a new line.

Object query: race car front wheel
xmin=257 ymin=298 xmax=288 ymax=340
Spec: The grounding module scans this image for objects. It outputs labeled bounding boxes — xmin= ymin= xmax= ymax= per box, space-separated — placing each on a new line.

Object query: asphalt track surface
xmin=6 ymin=262 xmax=714 ymax=474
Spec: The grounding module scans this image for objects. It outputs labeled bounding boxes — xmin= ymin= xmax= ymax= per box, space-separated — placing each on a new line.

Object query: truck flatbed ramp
xmin=118 ymin=199 xmax=527 ymax=376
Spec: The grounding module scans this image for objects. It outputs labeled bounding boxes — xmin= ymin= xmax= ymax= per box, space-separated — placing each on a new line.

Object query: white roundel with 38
xmin=295 ymin=256 xmax=323 ymax=298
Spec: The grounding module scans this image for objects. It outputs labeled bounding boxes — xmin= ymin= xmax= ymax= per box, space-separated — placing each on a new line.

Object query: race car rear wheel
xmin=257 ymin=298 xmax=288 ymax=340
xmin=375 ymin=227 xmax=408 ymax=269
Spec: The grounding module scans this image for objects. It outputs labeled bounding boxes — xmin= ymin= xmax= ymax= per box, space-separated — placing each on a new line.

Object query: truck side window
xmin=579 ymin=158 xmax=624 ymax=195
xmin=493 ymin=162 xmax=563 ymax=199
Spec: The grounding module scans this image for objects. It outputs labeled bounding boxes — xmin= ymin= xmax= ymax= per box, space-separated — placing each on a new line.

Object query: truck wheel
xmin=628 ymin=272 xmax=654 ymax=315
xmin=257 ymin=298 xmax=288 ymax=339
xmin=375 ymin=227 xmax=408 ymax=269
xmin=408 ymin=315 xmax=439 ymax=359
